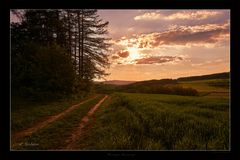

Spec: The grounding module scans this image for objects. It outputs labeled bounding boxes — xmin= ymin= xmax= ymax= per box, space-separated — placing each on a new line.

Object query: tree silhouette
xmin=11 ymin=9 xmax=110 ymax=97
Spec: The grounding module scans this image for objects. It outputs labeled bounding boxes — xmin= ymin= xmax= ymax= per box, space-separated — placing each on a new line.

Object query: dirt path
xmin=11 ymin=95 xmax=99 ymax=148
xmin=65 ymin=95 xmax=109 ymax=149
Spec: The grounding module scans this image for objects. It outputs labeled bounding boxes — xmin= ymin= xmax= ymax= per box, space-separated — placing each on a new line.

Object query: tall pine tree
xmin=78 ymin=9 xmax=110 ymax=80
xmin=11 ymin=9 xmax=111 ymax=95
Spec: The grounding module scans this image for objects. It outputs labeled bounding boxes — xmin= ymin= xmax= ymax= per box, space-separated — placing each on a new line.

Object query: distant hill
xmin=120 ymin=78 xmax=198 ymax=96
xmin=118 ymin=72 xmax=229 ymax=95
xmin=177 ymin=72 xmax=229 ymax=81
xmin=95 ymin=72 xmax=229 ymax=87
xmin=94 ymin=72 xmax=229 ymax=95
xmin=97 ymin=80 xmax=137 ymax=86
xmin=126 ymin=79 xmax=177 ymax=87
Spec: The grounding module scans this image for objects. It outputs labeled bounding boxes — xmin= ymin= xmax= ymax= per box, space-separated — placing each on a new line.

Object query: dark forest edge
xmin=11 ymin=9 xmax=110 ymax=102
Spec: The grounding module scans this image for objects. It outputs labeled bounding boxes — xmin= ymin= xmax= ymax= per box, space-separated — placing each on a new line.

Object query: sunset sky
xmin=97 ymin=10 xmax=230 ymax=81
xmin=10 ymin=10 xmax=230 ymax=81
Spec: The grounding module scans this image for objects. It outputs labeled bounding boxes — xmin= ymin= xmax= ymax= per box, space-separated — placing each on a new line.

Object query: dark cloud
xmin=112 ymin=55 xmax=120 ymax=59
xmin=115 ymin=23 xmax=229 ymax=50
xmin=138 ymin=23 xmax=229 ymax=48
xmin=117 ymin=50 xmax=129 ymax=58
xmin=150 ymin=27 xmax=229 ymax=47
xmin=138 ymin=41 xmax=150 ymax=48
xmin=98 ymin=10 xmax=229 ymax=42
xmin=135 ymin=56 xmax=183 ymax=64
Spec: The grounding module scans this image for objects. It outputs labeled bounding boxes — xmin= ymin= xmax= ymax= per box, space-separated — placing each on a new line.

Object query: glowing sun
xmin=128 ymin=48 xmax=140 ymax=60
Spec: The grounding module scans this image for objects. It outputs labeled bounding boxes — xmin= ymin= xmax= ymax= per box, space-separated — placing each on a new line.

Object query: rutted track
xmin=65 ymin=95 xmax=109 ymax=149
xmin=11 ymin=95 xmax=99 ymax=148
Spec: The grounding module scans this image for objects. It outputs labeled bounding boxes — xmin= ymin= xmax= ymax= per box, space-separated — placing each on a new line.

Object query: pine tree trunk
xmin=81 ymin=9 xmax=84 ymax=79
xmin=67 ymin=11 xmax=72 ymax=56
xmin=77 ymin=11 xmax=81 ymax=78
xmin=74 ymin=31 xmax=77 ymax=71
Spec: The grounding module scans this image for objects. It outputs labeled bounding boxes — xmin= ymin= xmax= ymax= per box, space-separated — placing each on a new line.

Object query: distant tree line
xmin=120 ymin=82 xmax=199 ymax=96
xmin=177 ymin=72 xmax=229 ymax=81
xmin=11 ymin=9 xmax=110 ymax=100
xmin=95 ymin=79 xmax=199 ymax=96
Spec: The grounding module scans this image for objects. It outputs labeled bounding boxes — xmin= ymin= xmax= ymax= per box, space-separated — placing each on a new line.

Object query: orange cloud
xmin=165 ymin=10 xmax=221 ymax=20
xmin=135 ymin=56 xmax=184 ymax=64
xmin=117 ymin=50 xmax=129 ymax=58
xmin=151 ymin=25 xmax=229 ymax=47
xmin=134 ymin=12 xmax=162 ymax=20
xmin=134 ymin=10 xmax=221 ymax=21
xmin=115 ymin=22 xmax=229 ymax=49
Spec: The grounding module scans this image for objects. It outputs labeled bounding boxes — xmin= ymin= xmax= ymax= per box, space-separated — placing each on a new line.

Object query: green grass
xmin=179 ymin=79 xmax=229 ymax=93
xmin=76 ymin=92 xmax=229 ymax=150
xmin=11 ymin=93 xmax=95 ymax=133
xmin=12 ymin=95 xmax=105 ymax=150
xmin=11 ymin=78 xmax=230 ymax=150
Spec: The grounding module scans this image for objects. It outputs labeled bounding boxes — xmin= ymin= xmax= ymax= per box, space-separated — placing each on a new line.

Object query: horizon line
xmin=94 ymin=71 xmax=230 ymax=82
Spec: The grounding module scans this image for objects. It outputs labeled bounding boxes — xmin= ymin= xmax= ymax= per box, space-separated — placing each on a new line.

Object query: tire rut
xmin=11 ymin=95 xmax=99 ymax=148
xmin=65 ymin=95 xmax=109 ymax=149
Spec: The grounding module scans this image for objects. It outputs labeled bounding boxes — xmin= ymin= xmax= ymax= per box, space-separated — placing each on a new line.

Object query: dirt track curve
xmin=11 ymin=95 xmax=98 ymax=148
xmin=65 ymin=95 xmax=109 ymax=149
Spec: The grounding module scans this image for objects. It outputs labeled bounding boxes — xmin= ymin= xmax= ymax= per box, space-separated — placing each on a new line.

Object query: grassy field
xmin=74 ymin=79 xmax=229 ymax=150
xmin=11 ymin=78 xmax=230 ymax=150
xmin=12 ymin=94 xmax=105 ymax=150
xmin=179 ymin=79 xmax=229 ymax=97
xmin=11 ymin=93 xmax=95 ymax=134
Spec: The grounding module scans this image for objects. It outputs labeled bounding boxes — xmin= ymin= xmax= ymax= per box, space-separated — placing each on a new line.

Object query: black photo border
xmin=1 ymin=0 xmax=240 ymax=160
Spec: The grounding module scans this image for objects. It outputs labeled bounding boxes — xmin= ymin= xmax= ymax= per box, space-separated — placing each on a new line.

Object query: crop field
xmin=11 ymin=93 xmax=94 ymax=134
xmin=12 ymin=95 xmax=105 ymax=150
xmin=75 ymin=80 xmax=229 ymax=150
xmin=11 ymin=78 xmax=230 ymax=150
xmin=179 ymin=79 xmax=229 ymax=97
xmin=11 ymin=94 xmax=104 ymax=150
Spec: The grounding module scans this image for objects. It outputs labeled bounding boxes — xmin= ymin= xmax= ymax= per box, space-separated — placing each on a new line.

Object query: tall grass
xmin=77 ymin=93 xmax=229 ymax=150
xmin=13 ymin=95 xmax=105 ymax=150
xmin=11 ymin=93 xmax=95 ymax=133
